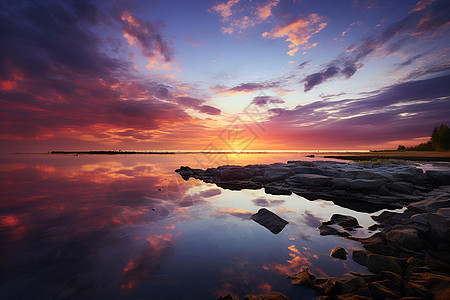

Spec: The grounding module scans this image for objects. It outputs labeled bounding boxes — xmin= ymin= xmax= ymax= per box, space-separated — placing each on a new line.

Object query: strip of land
xmin=322 ymin=151 xmax=450 ymax=162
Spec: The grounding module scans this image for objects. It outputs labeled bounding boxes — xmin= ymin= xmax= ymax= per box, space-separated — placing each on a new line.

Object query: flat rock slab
xmin=251 ymin=208 xmax=289 ymax=234
xmin=175 ymin=160 xmax=438 ymax=213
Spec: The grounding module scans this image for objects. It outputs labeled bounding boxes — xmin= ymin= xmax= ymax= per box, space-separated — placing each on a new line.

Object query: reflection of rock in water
xmin=251 ymin=208 xmax=289 ymax=234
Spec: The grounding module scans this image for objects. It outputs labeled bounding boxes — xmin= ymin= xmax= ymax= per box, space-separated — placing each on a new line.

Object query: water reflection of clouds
xmin=213 ymin=208 xmax=253 ymax=220
xmin=0 ymin=158 xmax=200 ymax=296
xmin=264 ymin=242 xmax=327 ymax=278
xmin=251 ymin=197 xmax=285 ymax=207
xmin=301 ymin=210 xmax=323 ymax=228
xmin=122 ymin=232 xmax=179 ymax=290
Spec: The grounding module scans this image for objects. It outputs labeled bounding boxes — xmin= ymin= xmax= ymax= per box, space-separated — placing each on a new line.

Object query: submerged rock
xmin=288 ymin=267 xmax=316 ymax=287
xmin=251 ymin=208 xmax=289 ymax=234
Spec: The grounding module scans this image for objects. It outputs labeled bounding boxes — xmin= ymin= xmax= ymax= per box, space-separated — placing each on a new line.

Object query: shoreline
xmin=10 ymin=150 xmax=450 ymax=161
xmin=175 ymin=161 xmax=450 ymax=299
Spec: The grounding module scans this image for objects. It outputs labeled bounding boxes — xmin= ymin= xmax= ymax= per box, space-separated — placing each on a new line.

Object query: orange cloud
xmin=212 ymin=0 xmax=280 ymax=34
xmin=257 ymin=0 xmax=280 ymax=20
xmin=262 ymin=14 xmax=327 ymax=56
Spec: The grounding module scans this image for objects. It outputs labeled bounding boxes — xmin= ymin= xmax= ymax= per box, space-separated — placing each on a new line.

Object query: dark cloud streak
xmin=302 ymin=0 xmax=450 ymax=92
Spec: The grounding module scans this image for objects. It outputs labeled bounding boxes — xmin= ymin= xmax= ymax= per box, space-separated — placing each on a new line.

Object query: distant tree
xmin=397 ymin=145 xmax=406 ymax=151
xmin=407 ymin=123 xmax=449 ymax=151
xmin=431 ymin=124 xmax=450 ymax=150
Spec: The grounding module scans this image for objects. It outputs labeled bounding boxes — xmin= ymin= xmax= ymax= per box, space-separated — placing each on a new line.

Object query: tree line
xmin=397 ymin=123 xmax=450 ymax=151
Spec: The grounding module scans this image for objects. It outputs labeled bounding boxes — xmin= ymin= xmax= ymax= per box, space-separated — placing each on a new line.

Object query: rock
xmin=408 ymin=272 xmax=450 ymax=298
xmin=264 ymin=168 xmax=291 ymax=182
xmin=406 ymin=281 xmax=433 ymax=298
xmin=288 ymin=266 xmax=316 ymax=287
xmin=251 ymin=208 xmax=288 ymax=234
xmin=386 ymin=227 xmax=423 ymax=251
xmin=324 ymin=214 xmax=361 ymax=230
xmin=264 ymin=185 xmax=292 ymax=196
xmin=176 ymin=162 xmax=436 ymax=214
xmin=318 ymin=224 xmax=350 ymax=238
xmin=336 ymin=294 xmax=371 ymax=300
xmin=353 ymin=251 xmax=403 ymax=275
xmin=217 ymin=294 xmax=237 ymax=300
xmin=244 ymin=293 xmax=289 ymax=300
xmin=425 ymin=256 xmax=450 ymax=274
xmin=352 ymin=250 xmax=368 ymax=267
xmin=367 ymin=224 xmax=380 ymax=231
xmin=335 ymin=277 xmax=367 ymax=295
xmin=316 ymin=278 xmax=336 ymax=295
xmin=410 ymin=213 xmax=428 ymax=225
xmin=367 ymin=281 xmax=401 ymax=299
xmin=331 ymin=247 xmax=348 ymax=260
xmin=359 ymin=232 xmax=395 ymax=256
xmin=288 ymin=173 xmax=332 ymax=186
xmin=379 ymin=271 xmax=403 ymax=287
xmin=425 ymin=170 xmax=450 ymax=186
xmin=367 ymin=253 xmax=404 ymax=275
xmin=386 ymin=181 xmax=414 ymax=194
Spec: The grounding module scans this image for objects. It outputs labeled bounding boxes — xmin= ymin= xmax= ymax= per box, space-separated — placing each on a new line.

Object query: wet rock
xmin=406 ymin=281 xmax=433 ymax=298
xmin=244 ymin=293 xmax=289 ymax=300
xmin=176 ymin=161 xmax=436 ymax=214
xmin=264 ymin=168 xmax=291 ymax=182
xmin=425 ymin=256 xmax=450 ymax=274
xmin=353 ymin=251 xmax=403 ymax=275
xmin=288 ymin=173 xmax=332 ymax=187
xmin=359 ymin=232 xmax=396 ymax=256
xmin=315 ymin=278 xmax=336 ymax=295
xmin=379 ymin=271 xmax=403 ymax=287
xmin=335 ymin=294 xmax=371 ymax=300
xmin=288 ymin=266 xmax=316 ymax=287
xmin=367 ymin=281 xmax=401 ymax=299
xmin=425 ymin=170 xmax=450 ymax=185
xmin=386 ymin=228 xmax=423 ymax=251
xmin=331 ymin=247 xmax=348 ymax=260
xmin=335 ymin=277 xmax=370 ymax=296
xmin=324 ymin=214 xmax=361 ymax=231
xmin=264 ymin=185 xmax=292 ymax=196
xmin=352 ymin=250 xmax=368 ymax=267
xmin=386 ymin=181 xmax=414 ymax=194
xmin=251 ymin=208 xmax=288 ymax=234
xmin=217 ymin=294 xmax=236 ymax=300
xmin=318 ymin=224 xmax=350 ymax=238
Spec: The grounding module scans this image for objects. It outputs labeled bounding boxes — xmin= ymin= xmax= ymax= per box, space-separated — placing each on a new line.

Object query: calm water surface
xmin=1 ymin=153 xmax=384 ymax=299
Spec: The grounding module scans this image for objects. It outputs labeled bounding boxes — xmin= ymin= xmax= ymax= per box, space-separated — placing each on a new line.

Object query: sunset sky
xmin=1 ymin=0 xmax=449 ymax=152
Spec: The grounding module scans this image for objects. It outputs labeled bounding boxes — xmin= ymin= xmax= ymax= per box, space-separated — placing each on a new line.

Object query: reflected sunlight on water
xmin=0 ymin=153 xmax=380 ymax=299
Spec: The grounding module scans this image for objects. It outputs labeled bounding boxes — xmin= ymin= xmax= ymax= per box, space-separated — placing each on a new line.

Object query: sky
xmin=0 ymin=0 xmax=449 ymax=152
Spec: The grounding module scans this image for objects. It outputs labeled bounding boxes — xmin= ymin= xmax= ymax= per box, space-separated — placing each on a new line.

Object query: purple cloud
xmin=251 ymin=96 xmax=285 ymax=106
xmin=302 ymin=0 xmax=450 ymax=91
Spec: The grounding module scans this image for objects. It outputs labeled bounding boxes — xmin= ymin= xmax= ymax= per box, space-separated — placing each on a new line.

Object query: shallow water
xmin=1 ymin=153 xmax=389 ymax=299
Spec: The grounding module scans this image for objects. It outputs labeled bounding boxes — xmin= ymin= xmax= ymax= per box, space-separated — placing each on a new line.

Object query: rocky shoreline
xmin=176 ymin=161 xmax=450 ymax=299
xmin=287 ymin=185 xmax=450 ymax=299
xmin=176 ymin=160 xmax=450 ymax=213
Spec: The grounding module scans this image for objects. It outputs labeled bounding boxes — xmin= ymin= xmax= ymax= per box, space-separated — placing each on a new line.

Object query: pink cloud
xmin=262 ymin=14 xmax=327 ymax=56
xmin=256 ymin=0 xmax=280 ymax=21
xmin=210 ymin=0 xmax=241 ymax=21
xmin=120 ymin=11 xmax=174 ymax=70
xmin=411 ymin=0 xmax=435 ymax=12
xmin=211 ymin=0 xmax=280 ymax=34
